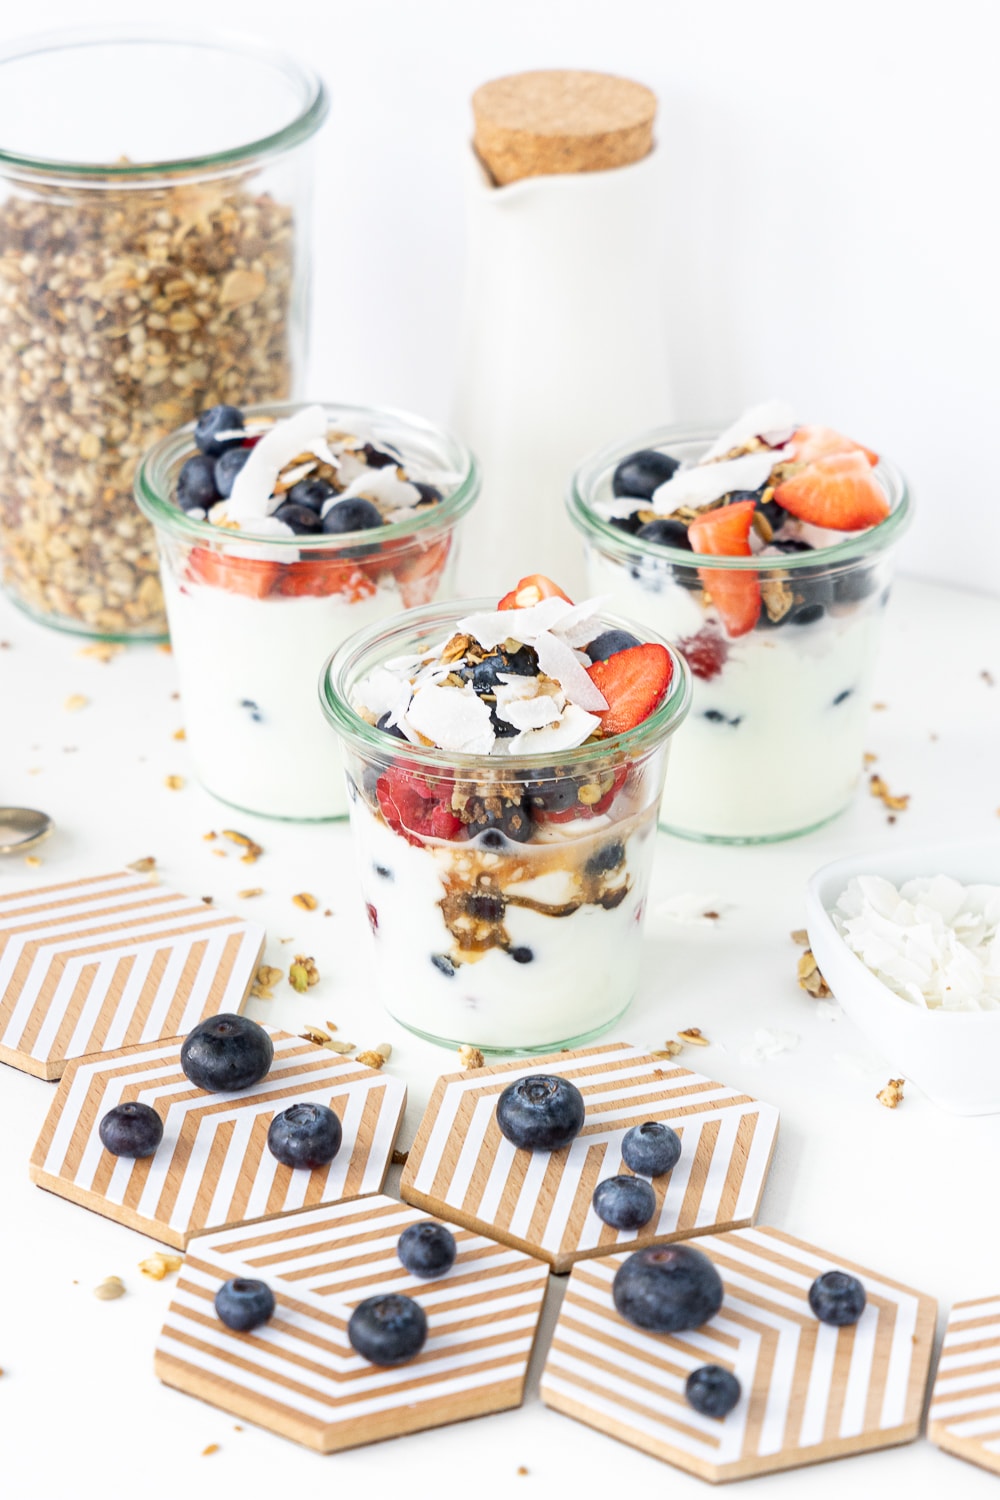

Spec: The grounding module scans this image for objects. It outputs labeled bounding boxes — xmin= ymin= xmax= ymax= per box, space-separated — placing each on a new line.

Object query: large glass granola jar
xmin=0 ymin=26 xmax=328 ymax=639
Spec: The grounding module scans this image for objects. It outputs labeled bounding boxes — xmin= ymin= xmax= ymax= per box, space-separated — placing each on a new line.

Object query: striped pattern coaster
xmin=155 ymin=1195 xmax=550 ymax=1451
xmin=540 ymin=1225 xmax=936 ymax=1482
xmin=30 ymin=1029 xmax=406 ymax=1249
xmin=400 ymin=1043 xmax=779 ymax=1273
xmin=928 ymin=1295 xmax=1000 ymax=1474
xmin=0 ymin=869 xmax=265 ymax=1080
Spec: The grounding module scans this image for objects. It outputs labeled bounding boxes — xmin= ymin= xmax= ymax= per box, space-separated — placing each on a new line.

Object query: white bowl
xmin=805 ymin=841 xmax=1000 ymax=1115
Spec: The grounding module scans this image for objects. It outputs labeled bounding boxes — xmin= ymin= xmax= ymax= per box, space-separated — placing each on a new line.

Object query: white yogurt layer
xmin=163 ymin=571 xmax=394 ymax=820
xmin=586 ymin=549 xmax=886 ymax=841
xmin=352 ymin=800 xmax=659 ymax=1050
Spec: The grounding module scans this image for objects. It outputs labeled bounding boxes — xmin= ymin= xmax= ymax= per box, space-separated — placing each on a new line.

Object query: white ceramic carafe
xmin=452 ymin=146 xmax=673 ymax=597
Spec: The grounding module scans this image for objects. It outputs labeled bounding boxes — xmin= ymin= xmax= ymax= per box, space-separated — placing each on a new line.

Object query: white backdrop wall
xmin=2 ymin=0 xmax=998 ymax=593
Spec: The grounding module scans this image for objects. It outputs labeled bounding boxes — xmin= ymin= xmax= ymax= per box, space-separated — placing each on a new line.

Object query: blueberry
xmin=808 ymin=1270 xmax=866 ymax=1326
xmin=432 ymin=954 xmax=456 ymax=977
xmin=586 ymin=629 xmax=640 ymax=662
xmin=636 ymin=518 xmax=692 ymax=550
xmin=321 ymin=497 xmax=383 ymax=534
xmin=348 ymin=1293 xmax=427 ymax=1365
xmin=525 ymin=775 xmax=578 ymax=814
xmin=267 ymin=1102 xmax=342 ymax=1170
xmin=214 ymin=445 xmax=251 ymax=498
xmin=98 ymin=1101 xmax=163 ymax=1159
xmin=612 ymin=448 xmax=680 ymax=500
xmin=756 ymin=497 xmax=786 ymax=535
xmin=176 ymin=454 xmax=218 ymax=511
xmin=240 ymin=697 xmax=263 ymax=723
xmin=272 ymin=500 xmax=321 ymax=534
xmin=398 ymin=1222 xmax=457 ymax=1279
xmin=593 ymin=1174 xmax=657 ymax=1230
xmin=770 ymin=537 xmax=814 ymax=555
xmin=612 ymin=1244 xmax=724 ymax=1333
xmin=288 ymin=476 xmax=336 ymax=512
xmin=621 ymin=1121 xmax=681 ymax=1177
xmin=465 ymin=794 xmax=533 ymax=844
xmin=511 ymin=946 xmax=533 ymax=963
xmin=470 ymin=648 xmax=536 ymax=694
xmin=374 ymin=863 xmax=393 ymax=880
xmin=464 ymin=891 xmax=506 ymax=923
xmin=834 ymin=566 xmax=880 ymax=604
xmin=832 ymin=688 xmax=853 ymax=706
xmin=585 ymin=841 xmax=625 ymax=877
xmin=686 ymin=1364 xmax=741 ymax=1418
xmin=375 ymin=711 xmax=407 ymax=740
xmin=609 ymin=513 xmax=644 ymax=537
xmin=194 ymin=403 xmax=245 ymax=458
xmin=359 ymin=441 xmax=399 ymax=470
xmin=495 ymin=1074 xmax=585 ymax=1151
xmin=413 ymin=482 xmax=443 ymax=506
xmin=214 ymin=1277 xmax=275 ymax=1333
xmin=180 ymin=1013 xmax=274 ymax=1093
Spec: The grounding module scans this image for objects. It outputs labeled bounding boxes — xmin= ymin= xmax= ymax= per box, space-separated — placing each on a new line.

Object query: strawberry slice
xmin=586 ymin=644 xmax=673 ymax=736
xmin=497 ymin=575 xmax=573 ymax=610
xmin=187 ymin=547 xmax=280 ymax=599
xmin=784 ymin=424 xmax=878 ymax=468
xmin=376 ymin=768 xmax=463 ymax=847
xmin=687 ymin=500 xmax=761 ymax=637
xmin=275 ymin=559 xmax=377 ymax=601
xmin=774 ymin=451 xmax=890 ymax=531
xmin=393 ymin=535 xmax=453 ymax=609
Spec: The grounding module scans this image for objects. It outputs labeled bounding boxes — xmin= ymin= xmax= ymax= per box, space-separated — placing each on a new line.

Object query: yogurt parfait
xmin=568 ymin=403 xmax=911 ymax=842
xmin=136 ymin=402 xmax=478 ymax=818
xmin=321 ymin=576 xmax=691 ymax=1051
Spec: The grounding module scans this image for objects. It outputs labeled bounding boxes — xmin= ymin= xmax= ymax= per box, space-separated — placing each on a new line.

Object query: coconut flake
xmin=354 ymin=666 xmax=410 ymax=723
xmin=651 ymin=449 xmax=779 ymax=512
xmin=339 ymin=468 xmax=421 ymax=509
xmin=592 ymin=497 xmax=646 ymax=521
xmin=496 ymin=695 xmax=564 ymax=732
xmin=549 ymin=596 xmax=613 ymax=650
xmin=533 ymin=631 xmax=608 ymax=711
xmin=457 ymin=595 xmax=575 ymax=649
xmin=702 ymin=400 xmax=798 ymax=461
xmin=501 ymin=703 xmax=601 ymax=755
xmin=740 ymin=1028 xmax=800 ymax=1065
xmin=405 ymin=683 xmax=496 ymax=754
xmin=227 ymin=405 xmax=337 ymax=520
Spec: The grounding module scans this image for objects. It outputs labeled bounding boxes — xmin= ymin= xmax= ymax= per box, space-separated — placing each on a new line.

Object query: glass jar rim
xmin=0 ymin=25 xmax=328 ymax=182
xmin=567 ymin=421 xmax=912 ymax=572
xmin=320 ymin=596 xmax=693 ymax=773
xmin=134 ymin=400 xmax=481 ymax=552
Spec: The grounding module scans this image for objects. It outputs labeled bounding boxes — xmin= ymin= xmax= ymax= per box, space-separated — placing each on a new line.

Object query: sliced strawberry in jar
xmin=275 ymin=559 xmax=377 ymax=601
xmin=774 ymin=451 xmax=890 ymax=531
xmin=784 ymin=424 xmax=879 ymax=468
xmin=497 ymin=575 xmax=573 ymax=610
xmin=586 ymin=644 xmax=674 ymax=736
xmin=394 ymin=535 xmax=453 ymax=609
xmin=376 ymin=768 xmax=462 ymax=847
xmin=187 ymin=547 xmax=280 ymax=599
xmin=687 ymin=499 xmax=761 ymax=637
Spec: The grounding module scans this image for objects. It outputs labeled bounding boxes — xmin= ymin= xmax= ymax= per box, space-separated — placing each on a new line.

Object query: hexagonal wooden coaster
xmin=400 ymin=1043 xmax=779 ymax=1273
xmin=155 ymin=1194 xmax=550 ymax=1451
xmin=540 ymin=1225 xmax=936 ymax=1482
xmin=29 ymin=1028 xmax=406 ymax=1249
xmin=0 ymin=869 xmax=264 ymax=1080
xmin=928 ymin=1295 xmax=1000 ymax=1474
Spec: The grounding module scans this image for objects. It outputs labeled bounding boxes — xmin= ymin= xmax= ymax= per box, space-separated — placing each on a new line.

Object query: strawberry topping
xmin=774 ymin=451 xmax=890 ymax=531
xmin=497 ymin=575 xmax=573 ymax=610
xmin=586 ymin=644 xmax=674 ymax=736
xmin=784 ymin=424 xmax=878 ymax=469
xmin=187 ymin=548 xmax=280 ymax=599
xmin=687 ymin=500 xmax=761 ymax=637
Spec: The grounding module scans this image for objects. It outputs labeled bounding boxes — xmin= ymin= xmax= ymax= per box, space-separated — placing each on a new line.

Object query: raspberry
xmin=677 ymin=625 xmax=729 ymax=682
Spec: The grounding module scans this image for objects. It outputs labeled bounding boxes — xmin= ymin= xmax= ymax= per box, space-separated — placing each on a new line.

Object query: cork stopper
xmin=472 ymin=69 xmax=656 ymax=186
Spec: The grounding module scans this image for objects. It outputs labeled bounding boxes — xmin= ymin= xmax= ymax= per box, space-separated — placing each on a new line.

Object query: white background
xmin=2 ymin=0 xmax=998 ymax=591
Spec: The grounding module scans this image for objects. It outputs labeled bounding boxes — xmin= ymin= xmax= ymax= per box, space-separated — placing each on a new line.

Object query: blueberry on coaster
xmin=180 ymin=1013 xmax=274 ymax=1093
xmin=267 ymin=1102 xmax=342 ymax=1170
xmin=621 ymin=1120 xmax=681 ymax=1177
xmin=808 ymin=1270 xmax=866 ymax=1326
xmin=592 ymin=1175 xmax=656 ymax=1231
xmin=613 ymin=1244 xmax=724 ymax=1333
xmin=194 ymin=403 xmax=245 ymax=458
xmin=685 ymin=1363 xmax=741 ymax=1418
xmin=612 ymin=448 xmax=680 ymax=500
xmin=348 ymin=1293 xmax=427 ymax=1366
xmin=495 ymin=1074 xmax=586 ymax=1152
xmin=397 ymin=1221 xmax=457 ymax=1279
xmin=176 ymin=453 xmax=218 ymax=511
xmin=215 ymin=1276 xmax=275 ymax=1333
xmin=98 ymin=1101 xmax=163 ymax=1159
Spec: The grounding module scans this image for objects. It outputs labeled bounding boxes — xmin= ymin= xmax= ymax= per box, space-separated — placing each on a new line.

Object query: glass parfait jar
xmin=321 ymin=600 xmax=691 ymax=1052
xmin=137 ymin=401 xmax=479 ymax=821
xmin=568 ymin=426 xmax=912 ymax=842
xmin=0 ymin=26 xmax=328 ymax=639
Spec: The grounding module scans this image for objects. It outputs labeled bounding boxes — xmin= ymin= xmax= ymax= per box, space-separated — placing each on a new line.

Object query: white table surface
xmin=2 ymin=574 xmax=999 ymax=1500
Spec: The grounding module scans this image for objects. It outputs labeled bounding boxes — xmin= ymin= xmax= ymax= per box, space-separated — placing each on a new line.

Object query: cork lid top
xmin=472 ymin=69 xmax=656 ymax=185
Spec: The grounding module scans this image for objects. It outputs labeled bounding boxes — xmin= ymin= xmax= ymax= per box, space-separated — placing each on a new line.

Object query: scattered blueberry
xmin=612 ymin=448 xmax=680 ymax=500
xmin=98 ymin=1101 xmax=163 ymax=1159
xmin=511 ymin=946 xmax=534 ymax=964
xmin=180 ymin=1013 xmax=274 ymax=1093
xmin=413 ymin=482 xmax=443 ymax=506
xmin=612 ymin=1244 xmax=724 ymax=1333
xmin=288 ymin=476 xmax=336 ymax=512
xmin=215 ymin=1277 xmax=275 ymax=1332
xmin=273 ymin=500 xmax=322 ymax=534
xmin=348 ymin=1293 xmax=427 ymax=1365
xmin=686 ymin=1364 xmax=741 ymax=1418
xmin=586 ymin=629 xmax=641 ymax=662
xmin=703 ymin=708 xmax=741 ymax=727
xmin=376 ymin=712 xmax=407 ymax=740
xmin=808 ymin=1270 xmax=866 ymax=1326
xmin=374 ymin=863 xmax=393 ymax=880
xmin=398 ymin=1221 xmax=457 ymax=1279
xmin=267 ymin=1102 xmax=342 ymax=1170
xmin=593 ymin=1174 xmax=657 ymax=1230
xmin=321 ymin=497 xmax=383 ymax=534
xmin=585 ymin=841 xmax=625 ymax=878
xmin=176 ymin=454 xmax=218 ymax=511
xmin=194 ymin=403 xmax=245 ymax=458
xmin=214 ymin=445 xmax=251 ymax=498
xmin=240 ymin=697 xmax=263 ymax=723
xmin=832 ymin=688 xmax=853 ymax=706
xmin=621 ymin=1121 xmax=681 ymax=1177
xmin=636 ymin=518 xmax=692 ymax=550
xmin=432 ymin=954 xmax=456 ymax=977
xmin=496 ymin=1074 xmax=585 ymax=1151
